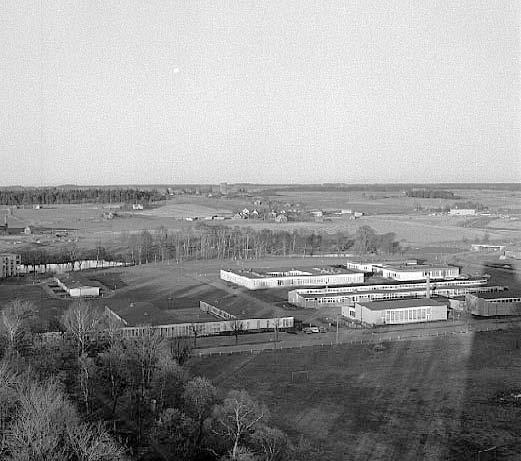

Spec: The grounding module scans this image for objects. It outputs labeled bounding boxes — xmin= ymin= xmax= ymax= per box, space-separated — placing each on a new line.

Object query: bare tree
xmin=0 ymin=299 xmax=37 ymax=354
xmin=169 ymin=336 xmax=193 ymax=366
xmin=61 ymin=300 xmax=103 ymax=356
xmin=98 ymin=340 xmax=129 ymax=418
xmin=183 ymin=377 xmax=217 ymax=448
xmin=212 ymin=390 xmax=269 ymax=460
xmin=190 ymin=323 xmax=202 ymax=348
xmin=251 ymin=425 xmax=289 ymax=461
xmin=231 ymin=320 xmax=245 ymax=345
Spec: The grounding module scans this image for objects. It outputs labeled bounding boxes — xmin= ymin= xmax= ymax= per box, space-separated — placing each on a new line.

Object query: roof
xmin=55 ymin=275 xmax=104 ymax=290
xmin=377 ymin=263 xmax=457 ymax=272
xmin=301 ymin=285 xmax=486 ymax=300
xmin=224 ymin=266 xmax=362 ymax=279
xmin=469 ymin=291 xmax=521 ymax=300
xmin=357 ymin=298 xmax=447 ymax=311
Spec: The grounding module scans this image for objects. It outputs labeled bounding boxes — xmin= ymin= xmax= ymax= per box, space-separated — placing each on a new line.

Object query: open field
xmin=265 ymin=189 xmax=521 ymax=214
xmin=189 ymin=330 xmax=521 ymax=460
xmin=209 ymin=214 xmax=521 ymax=246
xmin=2 ymin=186 xmax=520 ymax=252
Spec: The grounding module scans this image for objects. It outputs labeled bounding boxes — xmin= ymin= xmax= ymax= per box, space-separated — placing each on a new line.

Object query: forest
xmin=0 ymin=299 xmax=303 ymax=460
xmin=0 ymin=188 xmax=164 ymax=206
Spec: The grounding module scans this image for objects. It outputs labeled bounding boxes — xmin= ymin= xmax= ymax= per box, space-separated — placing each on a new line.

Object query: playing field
xmin=189 ymin=330 xmax=521 ymax=460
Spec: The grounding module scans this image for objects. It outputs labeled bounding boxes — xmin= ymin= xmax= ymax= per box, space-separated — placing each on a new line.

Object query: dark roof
xmin=108 ymin=302 xmax=216 ymax=327
xmin=470 ymin=291 xmax=521 ymax=300
xmin=357 ymin=298 xmax=447 ymax=311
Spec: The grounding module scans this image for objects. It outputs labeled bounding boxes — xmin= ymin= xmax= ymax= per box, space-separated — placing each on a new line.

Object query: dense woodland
xmin=0 ymin=188 xmax=164 ymax=206
xmin=0 ymin=299 xmax=306 ymax=460
xmin=19 ymin=225 xmax=402 ymax=267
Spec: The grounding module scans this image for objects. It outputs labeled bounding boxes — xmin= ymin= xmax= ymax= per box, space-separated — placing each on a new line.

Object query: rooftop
xmin=107 ymin=302 xmax=216 ymax=327
xmin=377 ymin=263 xmax=457 ymax=272
xmin=55 ymin=275 xmax=104 ymax=290
xmin=357 ymin=298 xmax=448 ymax=311
xmin=470 ymin=291 xmax=521 ymax=300
xmin=224 ymin=265 xmax=361 ymax=279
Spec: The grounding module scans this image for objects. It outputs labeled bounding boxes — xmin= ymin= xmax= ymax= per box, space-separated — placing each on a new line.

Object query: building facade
xmin=467 ymin=293 xmax=521 ymax=316
xmin=220 ymin=267 xmax=364 ymax=290
xmin=343 ymin=298 xmax=448 ymax=326
xmin=375 ymin=264 xmax=460 ymax=281
xmin=290 ymin=283 xmax=504 ymax=308
xmin=0 ymin=253 xmax=21 ymax=278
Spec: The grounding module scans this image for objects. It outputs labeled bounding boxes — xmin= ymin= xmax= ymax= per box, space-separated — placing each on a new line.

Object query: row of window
xmin=294 ymin=278 xmax=487 ymax=296
xmin=385 ymin=307 xmax=432 ymax=323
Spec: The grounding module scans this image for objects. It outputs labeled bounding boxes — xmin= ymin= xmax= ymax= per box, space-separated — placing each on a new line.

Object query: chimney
xmin=426 ymin=275 xmax=431 ymax=299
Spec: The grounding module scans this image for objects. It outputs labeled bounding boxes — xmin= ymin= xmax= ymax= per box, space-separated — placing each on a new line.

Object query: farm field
xmin=210 ymin=214 xmax=521 ymax=246
xmin=266 ymin=189 xmax=521 ymax=214
xmin=189 ymin=330 xmax=521 ymax=460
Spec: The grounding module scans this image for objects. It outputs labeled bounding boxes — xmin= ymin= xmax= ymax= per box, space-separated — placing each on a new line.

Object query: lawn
xmin=189 ymin=331 xmax=521 ymax=460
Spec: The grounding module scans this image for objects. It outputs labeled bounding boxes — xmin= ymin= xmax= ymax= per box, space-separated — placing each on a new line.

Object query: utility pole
xmin=336 ymin=314 xmax=339 ymax=345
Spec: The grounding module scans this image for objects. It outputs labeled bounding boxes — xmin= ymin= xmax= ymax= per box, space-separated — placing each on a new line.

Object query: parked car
xmin=303 ymin=326 xmax=320 ymax=334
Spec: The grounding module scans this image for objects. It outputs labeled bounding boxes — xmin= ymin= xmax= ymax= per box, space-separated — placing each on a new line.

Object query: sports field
xmin=189 ymin=330 xmax=521 ymax=460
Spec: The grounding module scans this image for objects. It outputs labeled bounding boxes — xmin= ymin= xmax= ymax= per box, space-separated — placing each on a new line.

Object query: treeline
xmin=116 ymin=224 xmax=401 ymax=263
xmin=0 ymin=188 xmax=164 ymax=205
xmin=0 ymin=299 xmax=316 ymax=460
xmin=405 ymin=189 xmax=459 ymax=199
xmin=19 ymin=225 xmax=402 ymax=268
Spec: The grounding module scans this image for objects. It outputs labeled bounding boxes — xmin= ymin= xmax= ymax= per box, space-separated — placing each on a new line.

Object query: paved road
xmin=194 ymin=317 xmax=521 ymax=356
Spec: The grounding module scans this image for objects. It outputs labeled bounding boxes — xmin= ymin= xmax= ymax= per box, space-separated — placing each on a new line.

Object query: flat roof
xmin=377 ymin=264 xmax=457 ymax=272
xmin=357 ymin=298 xmax=447 ymax=311
xmin=470 ymin=291 xmax=521 ymax=300
xmin=108 ymin=302 xmax=216 ymax=327
xmin=224 ymin=265 xmax=362 ymax=279
xmin=56 ymin=275 xmax=103 ymax=290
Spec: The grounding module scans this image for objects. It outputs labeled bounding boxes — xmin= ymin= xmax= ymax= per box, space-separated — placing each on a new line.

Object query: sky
xmin=0 ymin=0 xmax=519 ymax=186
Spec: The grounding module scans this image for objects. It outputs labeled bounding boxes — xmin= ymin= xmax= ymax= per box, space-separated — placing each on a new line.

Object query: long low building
xmin=220 ymin=266 xmax=364 ymax=290
xmin=288 ymin=277 xmax=497 ymax=308
xmin=290 ymin=284 xmax=504 ymax=308
xmin=343 ymin=298 xmax=448 ymax=326
xmin=374 ymin=263 xmax=460 ymax=281
xmin=466 ymin=292 xmax=521 ymax=316
xmin=105 ymin=302 xmax=294 ymax=338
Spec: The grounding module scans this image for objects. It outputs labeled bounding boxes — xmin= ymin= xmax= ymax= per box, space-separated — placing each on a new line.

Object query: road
xmin=193 ymin=316 xmax=521 ymax=356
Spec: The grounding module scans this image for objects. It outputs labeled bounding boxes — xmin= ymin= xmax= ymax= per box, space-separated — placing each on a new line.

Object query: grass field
xmin=189 ymin=331 xmax=521 ymax=460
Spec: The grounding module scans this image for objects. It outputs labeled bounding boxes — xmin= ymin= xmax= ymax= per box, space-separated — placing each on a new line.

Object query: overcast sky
xmin=0 ymin=1 xmax=519 ymax=186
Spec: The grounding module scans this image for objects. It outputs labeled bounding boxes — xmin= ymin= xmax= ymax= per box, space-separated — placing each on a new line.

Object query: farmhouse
xmin=374 ymin=263 xmax=460 ymax=281
xmin=343 ymin=298 xmax=448 ymax=326
xmin=0 ymin=253 xmax=21 ymax=278
xmin=466 ymin=292 xmax=521 ymax=317
xmin=220 ymin=266 xmax=364 ymax=290
xmin=54 ymin=276 xmax=101 ymax=297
